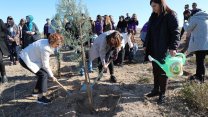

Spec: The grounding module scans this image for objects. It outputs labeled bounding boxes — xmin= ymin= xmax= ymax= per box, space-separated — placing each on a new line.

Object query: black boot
xmin=157 ymin=93 xmax=165 ymax=104
xmin=110 ymin=75 xmax=117 ymax=83
xmin=199 ymin=75 xmax=205 ymax=83
xmin=1 ymin=75 xmax=8 ymax=83
xmin=146 ymin=89 xmax=159 ymax=97
xmin=189 ymin=74 xmax=205 ymax=84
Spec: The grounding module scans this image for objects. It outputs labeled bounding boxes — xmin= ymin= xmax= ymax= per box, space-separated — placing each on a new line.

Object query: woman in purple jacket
xmin=94 ymin=15 xmax=103 ymax=35
xmin=127 ymin=14 xmax=139 ymax=34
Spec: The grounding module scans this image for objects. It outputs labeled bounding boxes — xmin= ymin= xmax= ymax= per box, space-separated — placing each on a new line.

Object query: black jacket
xmin=144 ymin=12 xmax=180 ymax=63
xmin=0 ymin=19 xmax=10 ymax=56
xmin=117 ymin=21 xmax=127 ymax=29
xmin=22 ymin=22 xmax=40 ymax=48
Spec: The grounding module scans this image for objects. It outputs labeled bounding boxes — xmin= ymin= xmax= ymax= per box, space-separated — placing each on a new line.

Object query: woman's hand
xmin=169 ymin=50 xmax=177 ymax=57
xmin=26 ymin=31 xmax=35 ymax=35
xmin=30 ymin=32 xmax=35 ymax=35
xmin=26 ymin=31 xmax=31 ymax=34
xmin=8 ymin=36 xmax=14 ymax=42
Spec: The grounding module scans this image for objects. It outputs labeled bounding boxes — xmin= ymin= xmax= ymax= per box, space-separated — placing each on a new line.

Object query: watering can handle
xmin=175 ymin=53 xmax=186 ymax=64
xmin=148 ymin=55 xmax=154 ymax=61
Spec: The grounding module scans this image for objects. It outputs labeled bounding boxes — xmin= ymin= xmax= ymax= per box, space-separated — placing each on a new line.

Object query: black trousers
xmin=152 ymin=62 xmax=168 ymax=94
xmin=195 ymin=50 xmax=208 ymax=77
xmin=19 ymin=58 xmax=48 ymax=93
xmin=0 ymin=50 xmax=6 ymax=76
xmin=114 ymin=47 xmax=125 ymax=65
xmin=124 ymin=44 xmax=134 ymax=62
xmin=98 ymin=58 xmax=114 ymax=75
xmin=46 ymin=33 xmax=51 ymax=39
xmin=8 ymin=42 xmax=18 ymax=62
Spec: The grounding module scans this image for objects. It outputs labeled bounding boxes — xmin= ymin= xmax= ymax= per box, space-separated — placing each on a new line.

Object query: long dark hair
xmin=6 ymin=16 xmax=14 ymax=27
xmin=19 ymin=18 xmax=25 ymax=26
xmin=148 ymin=0 xmax=176 ymax=26
xmin=150 ymin=0 xmax=173 ymax=15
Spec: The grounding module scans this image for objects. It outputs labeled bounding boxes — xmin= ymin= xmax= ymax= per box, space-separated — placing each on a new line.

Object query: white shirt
xmin=19 ymin=39 xmax=55 ymax=77
xmin=121 ymin=33 xmax=133 ymax=48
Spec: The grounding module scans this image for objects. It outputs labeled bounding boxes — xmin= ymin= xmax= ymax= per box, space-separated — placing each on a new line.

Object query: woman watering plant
xmin=144 ymin=0 xmax=180 ymax=104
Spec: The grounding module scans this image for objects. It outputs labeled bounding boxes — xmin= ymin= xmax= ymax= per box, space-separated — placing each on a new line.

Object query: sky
xmin=0 ymin=0 xmax=207 ymax=32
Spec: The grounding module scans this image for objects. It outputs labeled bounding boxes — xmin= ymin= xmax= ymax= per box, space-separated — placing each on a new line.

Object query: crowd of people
xmin=0 ymin=0 xmax=207 ymax=105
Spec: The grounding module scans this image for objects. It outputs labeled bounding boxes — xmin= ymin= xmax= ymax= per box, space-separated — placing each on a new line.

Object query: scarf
xmin=27 ymin=15 xmax=34 ymax=31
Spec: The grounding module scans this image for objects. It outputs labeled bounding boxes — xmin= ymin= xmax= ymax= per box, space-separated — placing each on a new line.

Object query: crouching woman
xmin=19 ymin=33 xmax=63 ymax=104
xmin=90 ymin=30 xmax=122 ymax=83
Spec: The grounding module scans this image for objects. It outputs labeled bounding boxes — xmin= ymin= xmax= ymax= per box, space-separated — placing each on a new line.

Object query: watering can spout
xmin=148 ymin=55 xmax=163 ymax=68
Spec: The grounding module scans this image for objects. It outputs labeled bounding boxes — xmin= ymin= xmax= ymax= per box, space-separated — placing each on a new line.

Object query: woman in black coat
xmin=0 ymin=19 xmax=10 ymax=83
xmin=117 ymin=16 xmax=127 ymax=33
xmin=22 ymin=15 xmax=40 ymax=49
xmin=144 ymin=0 xmax=180 ymax=104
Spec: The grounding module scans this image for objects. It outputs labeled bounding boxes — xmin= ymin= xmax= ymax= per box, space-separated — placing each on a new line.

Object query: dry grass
xmin=137 ymin=77 xmax=151 ymax=84
xmin=180 ymin=82 xmax=208 ymax=112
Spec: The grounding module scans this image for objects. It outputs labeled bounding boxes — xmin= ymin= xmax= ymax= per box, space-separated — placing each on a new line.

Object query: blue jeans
xmin=88 ymin=60 xmax=93 ymax=71
xmin=16 ymin=45 xmax=21 ymax=60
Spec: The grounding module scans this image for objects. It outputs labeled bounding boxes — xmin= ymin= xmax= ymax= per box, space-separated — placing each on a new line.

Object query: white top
xmin=90 ymin=30 xmax=122 ymax=65
xmin=121 ymin=33 xmax=133 ymax=48
xmin=19 ymin=39 xmax=55 ymax=77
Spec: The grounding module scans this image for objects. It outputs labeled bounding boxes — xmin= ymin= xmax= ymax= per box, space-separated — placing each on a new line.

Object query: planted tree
xmin=53 ymin=0 xmax=94 ymax=112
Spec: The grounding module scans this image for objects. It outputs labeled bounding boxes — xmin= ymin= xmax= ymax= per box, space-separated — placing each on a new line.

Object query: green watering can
xmin=148 ymin=53 xmax=186 ymax=78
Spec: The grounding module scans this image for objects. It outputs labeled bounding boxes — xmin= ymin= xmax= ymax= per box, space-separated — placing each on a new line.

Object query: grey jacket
xmin=184 ymin=11 xmax=208 ymax=53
